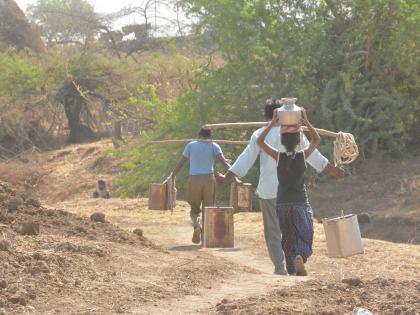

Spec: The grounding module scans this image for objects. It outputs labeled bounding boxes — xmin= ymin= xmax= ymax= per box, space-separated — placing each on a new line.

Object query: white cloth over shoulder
xmin=229 ymin=126 xmax=329 ymax=199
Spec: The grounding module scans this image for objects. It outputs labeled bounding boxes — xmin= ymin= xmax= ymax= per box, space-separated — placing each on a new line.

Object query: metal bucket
xmin=148 ymin=183 xmax=167 ymax=210
xmin=203 ymin=207 xmax=234 ymax=248
xmin=323 ymin=214 xmax=364 ymax=258
xmin=229 ymin=183 xmax=253 ymax=212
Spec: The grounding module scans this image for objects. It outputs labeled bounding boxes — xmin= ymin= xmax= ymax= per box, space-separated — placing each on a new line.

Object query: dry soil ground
xmin=0 ymin=141 xmax=419 ymax=315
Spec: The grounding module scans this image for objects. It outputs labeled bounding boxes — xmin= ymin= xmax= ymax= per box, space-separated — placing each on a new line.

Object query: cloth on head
xmin=280 ymin=125 xmax=302 ymax=134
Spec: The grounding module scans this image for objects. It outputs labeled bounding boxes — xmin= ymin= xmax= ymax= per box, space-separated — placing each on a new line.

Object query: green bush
xmin=0 ymin=50 xmax=43 ymax=98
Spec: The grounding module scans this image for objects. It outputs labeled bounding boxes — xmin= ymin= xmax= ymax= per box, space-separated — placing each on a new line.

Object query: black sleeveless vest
xmin=277 ymin=151 xmax=308 ymax=204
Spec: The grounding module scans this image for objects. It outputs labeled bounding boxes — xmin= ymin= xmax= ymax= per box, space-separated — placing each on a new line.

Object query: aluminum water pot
xmin=276 ymin=98 xmax=302 ymax=125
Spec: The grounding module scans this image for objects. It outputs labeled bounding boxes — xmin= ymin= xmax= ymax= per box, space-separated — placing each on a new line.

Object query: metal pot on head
xmin=276 ymin=98 xmax=302 ymax=126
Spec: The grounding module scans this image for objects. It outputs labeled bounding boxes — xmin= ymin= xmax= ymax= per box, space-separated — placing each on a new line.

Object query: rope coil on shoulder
xmin=333 ymin=132 xmax=359 ymax=166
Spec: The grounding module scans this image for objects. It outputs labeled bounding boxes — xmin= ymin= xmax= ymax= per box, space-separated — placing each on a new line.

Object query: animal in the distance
xmin=93 ymin=180 xmax=110 ymax=199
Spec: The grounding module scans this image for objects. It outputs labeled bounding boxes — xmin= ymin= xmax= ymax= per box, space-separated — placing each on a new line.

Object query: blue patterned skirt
xmin=276 ymin=202 xmax=314 ymax=274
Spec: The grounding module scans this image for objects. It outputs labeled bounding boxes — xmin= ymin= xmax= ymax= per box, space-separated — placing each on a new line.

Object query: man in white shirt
xmin=216 ymin=99 xmax=344 ymax=275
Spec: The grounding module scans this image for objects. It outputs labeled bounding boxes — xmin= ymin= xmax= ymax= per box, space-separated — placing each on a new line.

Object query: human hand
xmin=325 ymin=163 xmax=345 ymax=179
xmin=270 ymin=108 xmax=280 ymax=127
xmin=300 ymin=108 xmax=309 ymax=126
xmin=234 ymin=177 xmax=242 ymax=184
xmin=214 ymin=172 xmax=226 ymax=187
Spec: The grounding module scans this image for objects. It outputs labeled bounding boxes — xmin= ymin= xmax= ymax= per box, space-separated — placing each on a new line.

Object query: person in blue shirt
xmin=172 ymin=128 xmax=230 ymax=244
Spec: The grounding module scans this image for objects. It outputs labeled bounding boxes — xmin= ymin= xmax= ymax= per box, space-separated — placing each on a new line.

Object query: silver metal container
xmin=323 ymin=214 xmax=364 ymax=258
xmin=276 ymin=100 xmax=302 ymax=125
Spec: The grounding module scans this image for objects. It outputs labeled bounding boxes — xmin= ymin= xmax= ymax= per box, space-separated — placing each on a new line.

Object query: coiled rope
xmin=333 ymin=132 xmax=359 ymax=166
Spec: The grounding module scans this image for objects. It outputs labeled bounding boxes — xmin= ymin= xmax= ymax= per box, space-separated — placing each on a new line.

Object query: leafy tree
xmin=49 ymin=51 xmax=136 ymax=143
xmin=117 ymin=0 xmax=420 ymax=197
xmin=181 ymin=0 xmax=420 ymax=156
xmin=27 ymin=0 xmax=99 ymax=45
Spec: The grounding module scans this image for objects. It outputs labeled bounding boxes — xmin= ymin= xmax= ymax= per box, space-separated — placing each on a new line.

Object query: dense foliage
xmin=182 ymin=0 xmax=420 ymax=154
xmin=0 ymin=48 xmax=140 ymax=153
xmin=118 ymin=0 xmax=420 ymax=198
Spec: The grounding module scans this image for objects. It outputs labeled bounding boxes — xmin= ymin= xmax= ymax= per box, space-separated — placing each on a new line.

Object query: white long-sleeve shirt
xmin=229 ymin=126 xmax=329 ymax=199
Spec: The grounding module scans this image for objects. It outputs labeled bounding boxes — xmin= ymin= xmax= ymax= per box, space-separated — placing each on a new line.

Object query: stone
xmin=90 ymin=212 xmax=106 ymax=223
xmin=342 ymin=277 xmax=363 ymax=287
xmin=133 ymin=228 xmax=143 ymax=237
xmin=0 ymin=279 xmax=7 ymax=289
xmin=8 ymin=294 xmax=26 ymax=306
xmin=19 ymin=222 xmax=40 ymax=236
xmin=0 ymin=240 xmax=9 ymax=251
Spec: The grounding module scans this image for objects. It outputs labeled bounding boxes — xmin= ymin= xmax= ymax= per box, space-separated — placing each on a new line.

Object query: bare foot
xmin=192 ymin=227 xmax=201 ymax=244
xmin=295 ymin=255 xmax=307 ymax=276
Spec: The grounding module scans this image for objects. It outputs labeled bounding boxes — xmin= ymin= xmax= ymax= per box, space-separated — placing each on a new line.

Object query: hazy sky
xmin=15 ymin=0 xmax=190 ymax=34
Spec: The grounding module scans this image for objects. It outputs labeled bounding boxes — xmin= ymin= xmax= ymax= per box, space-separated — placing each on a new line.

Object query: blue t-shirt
xmin=182 ymin=141 xmax=222 ymax=175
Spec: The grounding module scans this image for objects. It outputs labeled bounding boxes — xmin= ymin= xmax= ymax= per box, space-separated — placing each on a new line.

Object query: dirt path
xmin=52 ymin=197 xmax=420 ymax=315
xmin=133 ymin=218 xmax=305 ymax=314
xmin=53 ymin=198 xmax=306 ymax=314
xmin=3 ymin=142 xmax=418 ymax=314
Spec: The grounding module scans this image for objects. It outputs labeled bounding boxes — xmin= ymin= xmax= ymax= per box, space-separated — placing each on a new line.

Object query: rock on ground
xmin=90 ymin=212 xmax=106 ymax=223
xmin=0 ymin=279 xmax=7 ymax=289
xmin=19 ymin=221 xmax=40 ymax=235
xmin=133 ymin=228 xmax=143 ymax=237
xmin=0 ymin=240 xmax=9 ymax=251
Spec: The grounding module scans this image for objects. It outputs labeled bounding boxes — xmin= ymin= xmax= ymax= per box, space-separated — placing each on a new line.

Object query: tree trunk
xmin=63 ymin=88 xmax=83 ymax=143
xmin=112 ymin=120 xmax=124 ymax=148
xmin=59 ymin=83 xmax=96 ymax=144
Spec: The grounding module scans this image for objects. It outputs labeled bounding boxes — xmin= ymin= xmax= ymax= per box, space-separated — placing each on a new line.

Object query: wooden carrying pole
xmin=149 ymin=122 xmax=358 ymax=165
xmin=203 ymin=122 xmax=339 ymax=138
xmin=150 ymin=139 xmax=249 ymax=145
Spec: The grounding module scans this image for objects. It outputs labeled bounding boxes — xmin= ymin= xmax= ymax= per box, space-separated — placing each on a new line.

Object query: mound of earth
xmin=0 ymin=181 xmax=151 ymax=245
xmin=0 ymin=180 xmax=247 ymax=315
xmin=212 ymin=278 xmax=420 ymax=315
xmin=0 ymin=180 xmax=151 ymax=314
